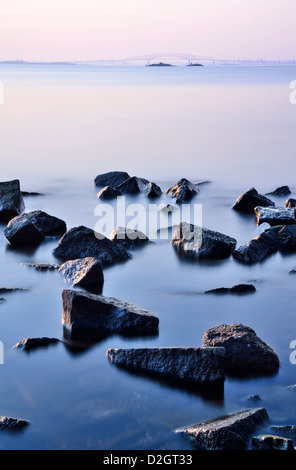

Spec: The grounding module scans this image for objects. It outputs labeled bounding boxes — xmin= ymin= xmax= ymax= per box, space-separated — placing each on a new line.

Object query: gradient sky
xmin=0 ymin=0 xmax=295 ymax=61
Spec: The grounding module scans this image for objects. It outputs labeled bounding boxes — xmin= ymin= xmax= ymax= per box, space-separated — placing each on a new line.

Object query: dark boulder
xmin=0 ymin=416 xmax=30 ymax=432
xmin=116 ymin=176 xmax=149 ymax=194
xmin=277 ymin=225 xmax=296 ymax=252
xmin=254 ymin=206 xmax=296 ymax=226
xmin=145 ymin=182 xmax=162 ymax=198
xmin=52 ymin=226 xmax=131 ymax=267
xmin=171 ymin=222 xmax=236 ymax=260
xmin=175 ymin=408 xmax=269 ymax=450
xmin=0 ymin=179 xmax=25 ymax=221
xmin=62 ymin=289 xmax=159 ymax=340
xmin=266 ymin=186 xmax=291 ymax=197
xmin=166 ymin=178 xmax=199 ymax=203
xmin=13 ymin=337 xmax=60 ymax=352
xmin=58 ymin=257 xmax=104 ymax=293
xmin=232 ymin=187 xmax=275 ymax=213
xmin=96 ymin=186 xmax=122 ymax=200
xmin=107 ymin=347 xmax=225 ymax=386
xmin=203 ymin=323 xmax=280 ymax=376
xmin=205 ymin=284 xmax=256 ymax=295
xmin=109 ymin=226 xmax=149 ymax=249
xmin=232 ymin=230 xmax=279 ymax=264
xmin=94 ymin=171 xmax=130 ymax=187
xmin=252 ymin=435 xmax=294 ymax=451
xmin=285 ymin=198 xmax=296 ymax=208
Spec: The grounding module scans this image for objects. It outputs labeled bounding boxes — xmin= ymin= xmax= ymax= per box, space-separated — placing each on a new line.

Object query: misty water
xmin=0 ymin=64 xmax=296 ymax=449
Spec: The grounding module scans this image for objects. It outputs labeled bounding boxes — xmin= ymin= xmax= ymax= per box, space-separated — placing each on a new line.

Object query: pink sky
xmin=0 ymin=0 xmax=295 ymax=61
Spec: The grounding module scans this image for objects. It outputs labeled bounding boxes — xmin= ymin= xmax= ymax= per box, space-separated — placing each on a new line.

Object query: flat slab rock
xmin=13 ymin=337 xmax=60 ymax=352
xmin=203 ymin=323 xmax=280 ymax=376
xmin=107 ymin=347 xmax=225 ymax=386
xmin=109 ymin=226 xmax=149 ymax=249
xmin=204 ymin=284 xmax=256 ymax=295
xmin=0 ymin=416 xmax=30 ymax=432
xmin=254 ymin=206 xmax=296 ymax=226
xmin=252 ymin=434 xmax=295 ymax=451
xmin=94 ymin=171 xmax=130 ymax=187
xmin=171 ymin=222 xmax=236 ymax=260
xmin=166 ymin=178 xmax=199 ymax=203
xmin=62 ymin=289 xmax=159 ymax=339
xmin=232 ymin=230 xmax=279 ymax=264
xmin=53 ymin=226 xmax=131 ymax=267
xmin=233 ymin=187 xmax=275 ymax=213
xmin=175 ymin=408 xmax=269 ymax=450
xmin=0 ymin=179 xmax=25 ymax=221
xmin=58 ymin=257 xmax=104 ymax=294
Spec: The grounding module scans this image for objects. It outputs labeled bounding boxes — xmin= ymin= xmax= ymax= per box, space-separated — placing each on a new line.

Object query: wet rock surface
xmin=252 ymin=434 xmax=295 ymax=451
xmin=0 ymin=416 xmax=30 ymax=432
xmin=94 ymin=171 xmax=130 ymax=188
xmin=233 ymin=230 xmax=279 ymax=264
xmin=62 ymin=289 xmax=159 ymax=340
xmin=145 ymin=182 xmax=162 ymax=198
xmin=13 ymin=337 xmax=60 ymax=352
xmin=107 ymin=347 xmax=225 ymax=386
xmin=0 ymin=179 xmax=25 ymax=221
xmin=115 ymin=176 xmax=149 ymax=194
xmin=171 ymin=222 xmax=236 ymax=260
xmin=175 ymin=408 xmax=269 ymax=450
xmin=58 ymin=257 xmax=104 ymax=293
xmin=203 ymin=323 xmax=280 ymax=376
xmin=232 ymin=187 xmax=275 ymax=213
xmin=166 ymin=178 xmax=199 ymax=203
xmin=254 ymin=206 xmax=296 ymax=226
xmin=53 ymin=226 xmax=131 ymax=266
xmin=109 ymin=226 xmax=150 ymax=249
xmin=277 ymin=225 xmax=296 ymax=252
xmin=96 ymin=185 xmax=122 ymax=200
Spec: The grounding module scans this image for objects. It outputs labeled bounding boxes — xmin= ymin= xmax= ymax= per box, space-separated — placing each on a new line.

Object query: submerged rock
xmin=58 ymin=257 xmax=104 ymax=293
xmin=62 ymin=289 xmax=159 ymax=340
xmin=204 ymin=284 xmax=256 ymax=295
xmin=252 ymin=434 xmax=294 ymax=451
xmin=232 ymin=230 xmax=279 ymax=264
xmin=232 ymin=187 xmax=275 ymax=213
xmin=21 ymin=262 xmax=60 ymax=271
xmin=94 ymin=171 xmax=130 ymax=188
xmin=145 ymin=182 xmax=162 ymax=198
xmin=13 ymin=337 xmax=60 ymax=352
xmin=52 ymin=226 xmax=131 ymax=266
xmin=0 ymin=416 xmax=30 ymax=432
xmin=0 ymin=287 xmax=29 ymax=294
xmin=266 ymin=186 xmax=291 ymax=197
xmin=115 ymin=176 xmax=149 ymax=194
xmin=175 ymin=408 xmax=269 ymax=450
xmin=96 ymin=186 xmax=122 ymax=200
xmin=4 ymin=210 xmax=67 ymax=247
xmin=21 ymin=191 xmax=44 ymax=197
xmin=0 ymin=179 xmax=25 ymax=221
xmin=166 ymin=178 xmax=199 ymax=203
xmin=107 ymin=347 xmax=225 ymax=386
xmin=109 ymin=226 xmax=149 ymax=249
xmin=270 ymin=425 xmax=296 ymax=437
xmin=248 ymin=395 xmax=262 ymax=402
xmin=203 ymin=323 xmax=280 ymax=376
xmin=254 ymin=206 xmax=296 ymax=226
xmin=285 ymin=198 xmax=296 ymax=208
xmin=171 ymin=222 xmax=236 ymax=260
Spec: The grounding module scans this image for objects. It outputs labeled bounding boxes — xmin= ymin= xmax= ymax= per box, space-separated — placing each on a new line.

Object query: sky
xmin=0 ymin=0 xmax=295 ymax=61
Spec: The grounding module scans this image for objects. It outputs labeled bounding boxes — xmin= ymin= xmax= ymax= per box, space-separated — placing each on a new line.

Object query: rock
xmin=13 ymin=337 xmax=60 ymax=352
xmin=94 ymin=171 xmax=130 ymax=187
xmin=232 ymin=187 xmax=275 ymax=213
xmin=145 ymin=182 xmax=162 ymax=198
xmin=96 ymin=186 xmax=122 ymax=200
xmin=0 ymin=416 xmax=30 ymax=432
xmin=204 ymin=284 xmax=256 ymax=295
xmin=115 ymin=176 xmax=149 ymax=194
xmin=277 ymin=226 xmax=296 ymax=252
xmin=203 ymin=323 xmax=280 ymax=376
xmin=266 ymin=186 xmax=291 ymax=197
xmin=58 ymin=257 xmax=104 ymax=293
xmin=107 ymin=347 xmax=225 ymax=386
xmin=248 ymin=395 xmax=262 ymax=402
xmin=52 ymin=226 xmax=131 ymax=266
xmin=166 ymin=178 xmax=199 ymax=203
xmin=0 ymin=298 xmax=6 ymax=304
xmin=175 ymin=408 xmax=269 ymax=450
xmin=0 ymin=179 xmax=25 ymax=221
xmin=21 ymin=262 xmax=60 ymax=271
xmin=4 ymin=210 xmax=67 ymax=247
xmin=21 ymin=191 xmax=44 ymax=197
xmin=270 ymin=425 xmax=296 ymax=437
xmin=252 ymin=435 xmax=294 ymax=451
xmin=254 ymin=206 xmax=296 ymax=226
xmin=285 ymin=198 xmax=296 ymax=208
xmin=232 ymin=230 xmax=279 ymax=264
xmin=171 ymin=222 xmax=236 ymax=260
xmin=62 ymin=289 xmax=159 ymax=339
xmin=0 ymin=287 xmax=29 ymax=294
xmin=109 ymin=226 xmax=149 ymax=249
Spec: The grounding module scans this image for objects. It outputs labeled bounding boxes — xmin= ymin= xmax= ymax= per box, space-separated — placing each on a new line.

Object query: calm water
xmin=0 ymin=65 xmax=296 ymax=449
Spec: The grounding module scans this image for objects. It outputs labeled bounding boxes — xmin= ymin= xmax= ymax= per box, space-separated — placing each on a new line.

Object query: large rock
xmin=58 ymin=257 xmax=104 ymax=293
xmin=171 ymin=222 xmax=236 ymax=260
xmin=0 ymin=179 xmax=25 ymax=221
xmin=166 ymin=178 xmax=199 ymax=203
xmin=94 ymin=171 xmax=130 ymax=187
xmin=145 ymin=182 xmax=162 ymax=198
xmin=232 ymin=187 xmax=275 ymax=213
xmin=254 ymin=206 xmax=296 ymax=226
xmin=109 ymin=226 xmax=149 ymax=249
xmin=0 ymin=416 xmax=30 ymax=432
xmin=4 ymin=210 xmax=67 ymax=247
xmin=107 ymin=347 xmax=225 ymax=386
xmin=266 ymin=186 xmax=291 ymax=197
xmin=62 ymin=289 xmax=159 ymax=339
xmin=52 ymin=226 xmax=131 ymax=266
xmin=13 ymin=337 xmax=60 ymax=352
xmin=175 ymin=408 xmax=269 ymax=450
xmin=96 ymin=186 xmax=122 ymax=200
xmin=203 ymin=323 xmax=280 ymax=376
xmin=115 ymin=176 xmax=149 ymax=194
xmin=232 ymin=230 xmax=279 ymax=264
xmin=252 ymin=434 xmax=294 ymax=451
xmin=277 ymin=225 xmax=296 ymax=252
